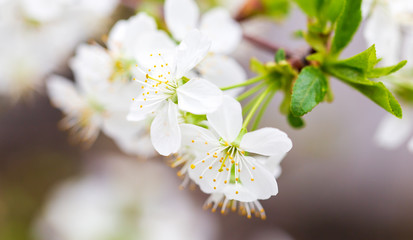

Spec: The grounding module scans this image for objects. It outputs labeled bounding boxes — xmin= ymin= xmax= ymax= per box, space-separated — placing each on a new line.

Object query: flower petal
xmin=46 ymin=75 xmax=84 ymax=113
xmin=221 ymin=184 xmax=256 ymax=202
xmin=197 ymin=54 xmax=246 ymax=97
xmin=237 ymin=156 xmax=278 ymax=200
xmin=133 ymin=31 xmax=177 ymax=78
xmin=199 ymin=8 xmax=242 ymax=54
xmin=364 ymin=5 xmax=401 ymax=65
xmin=108 ymin=12 xmax=157 ymax=56
xmin=180 ymin=123 xmax=220 ymax=153
xmin=175 ymin=29 xmax=211 ymax=79
xmin=164 ymin=0 xmax=199 ymax=41
xmin=188 ymin=153 xmax=227 ymax=194
xmin=255 ymin=153 xmax=285 ymax=178
xmin=240 ymin=128 xmax=292 ymax=156
xmin=374 ymin=113 xmax=412 ymax=149
xmin=127 ymin=98 xmax=164 ymax=122
xmin=177 ymin=78 xmax=223 ymax=114
xmin=150 ymin=101 xmax=181 ymax=156
xmin=207 ymin=95 xmax=242 ymax=142
xmin=69 ymin=44 xmax=112 ymax=95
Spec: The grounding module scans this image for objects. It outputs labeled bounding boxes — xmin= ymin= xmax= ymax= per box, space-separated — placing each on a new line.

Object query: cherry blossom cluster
xmin=47 ymin=0 xmax=293 ymax=219
xmin=0 ymin=0 xmax=118 ymax=99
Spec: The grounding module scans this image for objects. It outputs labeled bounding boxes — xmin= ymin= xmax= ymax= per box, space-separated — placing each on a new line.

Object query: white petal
xmin=177 ymin=78 xmax=223 ymax=114
xmin=175 ymin=29 xmax=211 ymax=79
xmin=69 ymin=44 xmax=112 ymax=95
xmin=238 ymin=156 xmax=278 ymax=200
xmin=127 ymin=98 xmax=164 ymax=122
xmin=364 ymin=5 xmax=401 ymax=65
xmin=21 ymin=0 xmax=63 ymax=22
xmin=150 ymin=101 xmax=181 ymax=156
xmin=102 ymin=113 xmax=136 ymax=140
xmin=105 ymin=117 xmax=156 ymax=158
xmin=197 ymin=54 xmax=246 ymax=97
xmin=165 ymin=0 xmax=199 ymax=41
xmin=199 ymin=8 xmax=242 ymax=54
xmin=134 ymin=31 xmax=177 ymax=74
xmin=256 ymin=153 xmax=285 ymax=178
xmin=374 ymin=113 xmax=412 ymax=149
xmin=188 ymin=153 xmax=227 ymax=194
xmin=240 ymin=128 xmax=293 ymax=156
xmin=207 ymin=95 xmax=242 ymax=142
xmin=221 ymin=184 xmax=257 ymax=202
xmin=180 ymin=123 xmax=220 ymax=153
xmin=46 ymin=75 xmax=84 ymax=113
xmin=108 ymin=13 xmax=157 ymax=56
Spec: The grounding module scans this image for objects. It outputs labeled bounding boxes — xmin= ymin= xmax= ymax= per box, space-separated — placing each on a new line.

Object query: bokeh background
xmin=1 ymin=1 xmax=412 ymax=240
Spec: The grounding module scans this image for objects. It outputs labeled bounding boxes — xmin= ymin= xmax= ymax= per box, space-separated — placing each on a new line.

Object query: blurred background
xmin=1 ymin=0 xmax=413 ymax=240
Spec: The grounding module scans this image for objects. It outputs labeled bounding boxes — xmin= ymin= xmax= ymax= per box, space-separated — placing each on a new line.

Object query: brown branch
xmin=243 ymin=33 xmax=313 ymax=71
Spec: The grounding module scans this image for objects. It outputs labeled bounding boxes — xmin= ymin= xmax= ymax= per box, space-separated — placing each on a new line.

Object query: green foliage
xmin=291 ymin=66 xmax=327 ymax=116
xmin=324 ymin=46 xmax=405 ymax=118
xmin=331 ymin=0 xmax=362 ymax=55
xmin=288 ymin=112 xmax=305 ymax=128
xmin=275 ymin=49 xmax=286 ymax=63
xmin=260 ymin=0 xmax=291 ymax=19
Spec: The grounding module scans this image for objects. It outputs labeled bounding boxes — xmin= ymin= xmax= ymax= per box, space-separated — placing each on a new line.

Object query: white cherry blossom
xmin=164 ymin=0 xmax=246 ymax=98
xmin=165 ymin=0 xmax=242 ymax=54
xmin=184 ymin=96 xmax=292 ymax=203
xmin=0 ymin=0 xmax=118 ymax=99
xmin=127 ymin=30 xmax=223 ymax=156
xmin=375 ymin=106 xmax=413 ymax=153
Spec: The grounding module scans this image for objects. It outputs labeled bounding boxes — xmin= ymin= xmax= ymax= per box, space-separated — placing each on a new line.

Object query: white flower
xmin=47 ymin=43 xmax=137 ymax=144
xmin=201 ymin=153 xmax=285 ymax=219
xmin=127 ymin=29 xmax=223 ymax=156
xmin=34 ymin=154 xmax=217 ymax=240
xmin=364 ymin=0 xmax=413 ymax=66
xmin=375 ymin=107 xmax=413 ymax=153
xmin=164 ymin=0 xmax=242 ymax=54
xmin=164 ymin=0 xmax=247 ymax=98
xmin=0 ymin=0 xmax=118 ymax=99
xmin=184 ymin=96 xmax=292 ymax=202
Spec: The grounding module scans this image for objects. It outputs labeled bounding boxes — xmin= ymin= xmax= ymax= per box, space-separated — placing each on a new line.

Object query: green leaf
xmin=331 ymin=0 xmax=362 ymax=55
xmin=320 ymin=0 xmax=345 ymax=22
xmin=291 ymin=66 xmax=328 ymax=116
xmin=332 ymin=45 xmax=378 ymax=70
xmin=261 ymin=0 xmax=291 ymax=18
xmin=288 ymin=112 xmax=305 ymax=128
xmin=294 ymin=0 xmax=319 ymax=17
xmin=368 ymin=60 xmax=408 ymax=78
xmin=275 ymin=49 xmax=286 ymax=63
xmin=347 ymin=81 xmax=403 ymax=118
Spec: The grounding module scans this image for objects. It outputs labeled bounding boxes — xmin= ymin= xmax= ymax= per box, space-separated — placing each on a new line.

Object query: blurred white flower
xmin=364 ymin=0 xmax=413 ymax=65
xmin=184 ymin=96 xmax=292 ymax=203
xmin=375 ymin=107 xmax=413 ymax=153
xmin=164 ymin=0 xmax=246 ymax=97
xmin=0 ymin=0 xmax=118 ymax=99
xmin=165 ymin=0 xmax=242 ymax=54
xmin=34 ymin=154 xmax=217 ymax=240
xmin=127 ymin=29 xmax=223 ymax=156
xmin=47 ymin=43 xmax=138 ymax=145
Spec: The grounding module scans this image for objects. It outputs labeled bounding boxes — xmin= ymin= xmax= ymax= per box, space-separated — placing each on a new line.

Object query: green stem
xmin=237 ymin=82 xmax=266 ymax=102
xmin=251 ymin=88 xmax=277 ymax=131
xmin=221 ymin=74 xmax=267 ymax=91
xmin=242 ymin=87 xmax=273 ymax=129
xmin=242 ymin=90 xmax=263 ymax=115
